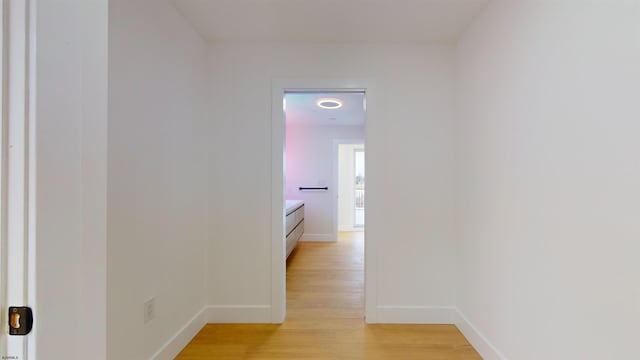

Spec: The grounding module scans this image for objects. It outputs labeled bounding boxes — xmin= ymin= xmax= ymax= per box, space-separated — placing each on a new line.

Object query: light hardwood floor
xmin=176 ymin=232 xmax=481 ymax=359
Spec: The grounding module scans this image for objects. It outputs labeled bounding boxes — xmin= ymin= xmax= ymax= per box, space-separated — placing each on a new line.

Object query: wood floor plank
xmin=176 ymin=232 xmax=481 ymax=359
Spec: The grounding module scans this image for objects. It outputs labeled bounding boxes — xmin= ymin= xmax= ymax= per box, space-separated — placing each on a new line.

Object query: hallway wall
xmin=455 ymin=1 xmax=640 ymax=359
xmin=207 ymin=42 xmax=457 ymax=321
xmin=108 ymin=0 xmax=210 ymax=358
xmin=34 ymin=0 xmax=108 ymax=358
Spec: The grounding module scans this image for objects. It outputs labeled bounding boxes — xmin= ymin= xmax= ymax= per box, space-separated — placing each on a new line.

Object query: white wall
xmin=286 ymin=125 xmax=364 ymax=240
xmin=34 ymin=0 xmax=108 ymax=359
xmin=338 ymin=144 xmax=365 ymax=231
xmin=108 ymin=0 xmax=209 ymax=358
xmin=455 ymin=1 xmax=640 ymax=359
xmin=208 ymin=43 xmax=456 ymax=320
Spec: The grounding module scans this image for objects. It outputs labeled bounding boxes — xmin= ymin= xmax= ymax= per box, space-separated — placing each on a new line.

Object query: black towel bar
xmin=299 ymin=187 xmax=328 ymax=191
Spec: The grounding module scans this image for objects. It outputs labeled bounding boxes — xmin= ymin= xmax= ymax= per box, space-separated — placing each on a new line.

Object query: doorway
xmin=283 ymin=90 xmax=365 ymax=319
xmin=271 ymin=80 xmax=378 ymax=323
xmin=338 ymin=143 xmax=365 ymax=232
xmin=284 ymin=91 xmax=365 ymax=243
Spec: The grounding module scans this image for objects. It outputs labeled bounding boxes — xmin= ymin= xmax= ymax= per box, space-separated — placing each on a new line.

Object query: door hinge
xmin=8 ymin=307 xmax=33 ymax=336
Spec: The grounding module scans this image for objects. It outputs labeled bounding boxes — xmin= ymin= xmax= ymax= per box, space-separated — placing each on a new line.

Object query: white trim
xmin=300 ymin=233 xmax=335 ymax=242
xmin=271 ymin=81 xmax=287 ymax=323
xmin=339 ymin=226 xmax=364 ymax=232
xmin=150 ymin=304 xmax=274 ymax=359
xmin=2 ymin=0 xmax=34 ymax=357
xmin=455 ymin=309 xmax=508 ymax=360
xmin=147 ymin=305 xmax=501 ymax=359
xmin=26 ymin=0 xmax=37 ymax=358
xmin=363 ymin=85 xmax=377 ymax=323
xmin=332 ymin=139 xmax=364 ymax=240
xmin=206 ymin=305 xmax=272 ymax=323
xmin=272 ymin=79 xmax=378 ymax=324
xmin=0 ymin=1 xmax=7 ymax=354
xmin=375 ymin=306 xmax=457 ymax=324
xmin=149 ymin=306 xmax=208 ymax=360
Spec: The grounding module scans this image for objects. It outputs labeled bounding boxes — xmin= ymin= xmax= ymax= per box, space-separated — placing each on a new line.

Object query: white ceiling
xmin=285 ymin=92 xmax=365 ymax=127
xmin=171 ymin=0 xmax=490 ymax=43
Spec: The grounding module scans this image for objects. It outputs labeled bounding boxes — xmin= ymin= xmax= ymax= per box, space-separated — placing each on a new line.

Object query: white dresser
xmin=285 ymin=200 xmax=304 ymax=258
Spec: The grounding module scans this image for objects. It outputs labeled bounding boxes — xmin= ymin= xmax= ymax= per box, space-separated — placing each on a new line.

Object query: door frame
xmin=352 ymin=148 xmax=365 ymax=228
xmin=1 ymin=0 xmax=36 ymax=358
xmin=333 ymin=140 xmax=365 ymax=233
xmin=270 ymin=79 xmax=378 ymax=323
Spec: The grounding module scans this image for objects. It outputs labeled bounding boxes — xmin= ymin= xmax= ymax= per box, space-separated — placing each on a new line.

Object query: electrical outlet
xmin=144 ymin=297 xmax=156 ymax=324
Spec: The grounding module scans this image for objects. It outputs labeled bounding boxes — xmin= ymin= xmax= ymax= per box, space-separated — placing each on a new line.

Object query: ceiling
xmin=171 ymin=0 xmax=490 ymax=43
xmin=285 ymin=92 xmax=365 ymax=127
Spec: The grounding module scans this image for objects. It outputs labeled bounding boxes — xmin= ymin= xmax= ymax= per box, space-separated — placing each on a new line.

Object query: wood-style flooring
xmin=176 ymin=232 xmax=481 ymax=359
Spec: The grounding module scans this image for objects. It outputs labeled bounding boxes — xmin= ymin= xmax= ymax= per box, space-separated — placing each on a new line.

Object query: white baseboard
xmin=300 ymin=233 xmax=335 ymax=242
xmin=148 ymin=305 xmax=502 ymax=360
xmin=206 ymin=305 xmax=272 ymax=323
xmin=150 ymin=306 xmax=207 ymax=360
xmin=455 ymin=309 xmax=507 ymax=360
xmin=149 ymin=305 xmax=272 ymax=359
xmin=375 ymin=306 xmax=456 ymax=324
xmin=338 ymin=226 xmax=364 ymax=232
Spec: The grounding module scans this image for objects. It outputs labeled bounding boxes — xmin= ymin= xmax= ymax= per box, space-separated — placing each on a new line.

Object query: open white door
xmin=1 ymin=0 xmax=35 ymax=358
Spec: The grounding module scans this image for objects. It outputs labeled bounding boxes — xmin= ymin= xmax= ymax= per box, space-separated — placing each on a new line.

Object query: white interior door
xmin=1 ymin=0 xmax=34 ymax=358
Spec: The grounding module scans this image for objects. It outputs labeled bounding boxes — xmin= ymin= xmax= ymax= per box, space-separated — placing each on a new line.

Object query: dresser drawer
xmin=286 ymin=204 xmax=304 ymax=236
xmin=286 ymin=220 xmax=304 ymax=257
xmin=286 ymin=211 xmax=295 ymax=235
xmin=294 ymin=205 xmax=304 ymax=226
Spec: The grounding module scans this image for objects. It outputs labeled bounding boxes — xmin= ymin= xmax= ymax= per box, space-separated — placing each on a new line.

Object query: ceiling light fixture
xmin=316 ymin=98 xmax=343 ymax=109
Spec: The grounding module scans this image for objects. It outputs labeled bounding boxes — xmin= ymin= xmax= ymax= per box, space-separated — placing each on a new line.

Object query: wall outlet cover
xmin=144 ymin=297 xmax=156 ymax=324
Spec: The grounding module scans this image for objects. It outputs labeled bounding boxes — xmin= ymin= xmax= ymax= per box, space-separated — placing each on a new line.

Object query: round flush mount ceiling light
xmin=316 ymin=98 xmax=344 ymax=109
